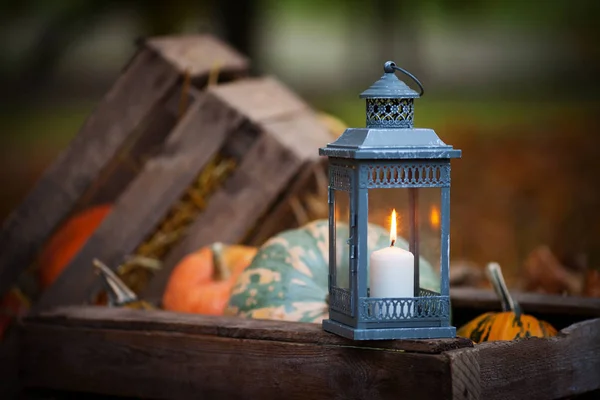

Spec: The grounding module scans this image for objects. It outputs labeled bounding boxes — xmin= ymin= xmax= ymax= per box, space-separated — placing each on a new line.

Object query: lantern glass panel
xmin=417 ymin=187 xmax=442 ymax=276
xmin=366 ymin=188 xmax=415 ymax=301
xmin=333 ymin=189 xmax=350 ymax=289
xmin=366 ymin=187 xmax=441 ymax=299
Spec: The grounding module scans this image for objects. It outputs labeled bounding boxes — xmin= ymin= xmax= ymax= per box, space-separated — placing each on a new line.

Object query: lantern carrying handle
xmin=384 ymin=61 xmax=425 ymax=97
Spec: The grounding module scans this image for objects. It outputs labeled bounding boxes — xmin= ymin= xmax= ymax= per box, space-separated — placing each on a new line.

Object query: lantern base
xmin=322 ymin=319 xmax=456 ymax=340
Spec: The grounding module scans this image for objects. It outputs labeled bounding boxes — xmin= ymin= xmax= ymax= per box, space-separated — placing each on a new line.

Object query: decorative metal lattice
xmin=329 ymin=286 xmax=353 ymax=316
xmin=359 ymin=292 xmax=450 ymax=322
xmin=366 ymin=98 xmax=414 ymax=128
xmin=329 ymin=165 xmax=353 ymax=191
xmin=364 ymin=163 xmax=450 ymax=188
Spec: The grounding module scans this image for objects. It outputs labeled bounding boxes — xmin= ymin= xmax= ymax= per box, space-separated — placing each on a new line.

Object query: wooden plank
xmin=142 ymin=78 xmax=331 ymax=299
xmin=72 ymin=83 xmax=181 ymax=208
xmin=0 ymin=48 xmax=176 ymax=299
xmin=25 ymin=306 xmax=472 ymax=354
xmin=0 ymin=35 xmax=250 ymax=300
xmin=210 ymin=76 xmax=310 ymax=123
xmin=21 ymin=308 xmax=457 ymax=400
xmin=146 ymin=34 xmax=249 ymax=82
xmin=446 ymin=318 xmax=600 ymax=400
xmin=32 ymin=90 xmax=245 ymax=312
xmin=245 ymin=159 xmax=328 ymax=246
xmin=0 ymin=321 xmax=21 ymax=398
xmin=21 ymin=388 xmax=139 ymax=399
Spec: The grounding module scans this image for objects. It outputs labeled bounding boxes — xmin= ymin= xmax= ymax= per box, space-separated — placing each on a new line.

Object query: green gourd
xmin=226 ymin=219 xmax=439 ymax=323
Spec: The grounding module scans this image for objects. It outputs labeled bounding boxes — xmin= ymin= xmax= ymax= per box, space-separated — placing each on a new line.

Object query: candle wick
xmin=390 ymin=239 xmax=396 ymax=247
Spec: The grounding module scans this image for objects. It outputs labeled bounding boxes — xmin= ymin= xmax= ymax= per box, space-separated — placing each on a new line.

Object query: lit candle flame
xmin=390 ymin=209 xmax=397 ymax=247
xmin=430 ymin=205 xmax=440 ymax=229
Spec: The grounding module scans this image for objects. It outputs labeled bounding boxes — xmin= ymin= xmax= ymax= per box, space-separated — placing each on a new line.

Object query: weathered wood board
xmin=33 ymin=77 xmax=332 ymax=312
xmin=446 ymin=317 xmax=600 ymax=400
xmin=19 ymin=305 xmax=600 ymax=400
xmin=20 ymin=306 xmax=468 ymax=400
xmin=244 ymin=159 xmax=328 ymax=247
xmin=0 ymin=34 xmax=249 ymax=300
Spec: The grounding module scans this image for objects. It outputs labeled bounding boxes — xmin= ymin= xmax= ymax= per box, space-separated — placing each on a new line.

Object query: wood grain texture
xmin=25 ymin=306 xmax=472 ymax=354
xmin=32 ymin=90 xmax=245 ymax=312
xmin=0 ymin=48 xmax=177 ymax=300
xmin=72 ymin=86 xmax=181 ymax=209
xmin=261 ymin=109 xmax=331 ymax=163
xmin=211 ymin=76 xmax=310 ymax=123
xmin=447 ymin=318 xmax=600 ymax=400
xmin=445 ymin=347 xmax=480 ymax=400
xmin=21 ymin=308 xmax=455 ymax=400
xmin=245 ymin=159 xmax=327 ymax=247
xmin=146 ymin=34 xmax=249 ymax=80
xmin=0 ymin=35 xmax=250 ymax=301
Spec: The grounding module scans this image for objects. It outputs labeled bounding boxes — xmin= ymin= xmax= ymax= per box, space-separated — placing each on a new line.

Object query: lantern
xmin=320 ymin=61 xmax=462 ymax=340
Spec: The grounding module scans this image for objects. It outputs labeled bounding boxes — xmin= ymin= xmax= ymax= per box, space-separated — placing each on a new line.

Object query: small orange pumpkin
xmin=38 ymin=204 xmax=112 ymax=289
xmin=162 ymin=243 xmax=257 ymax=315
xmin=457 ymin=262 xmax=558 ymax=343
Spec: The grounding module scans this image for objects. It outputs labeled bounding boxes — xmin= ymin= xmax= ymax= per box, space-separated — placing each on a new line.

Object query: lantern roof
xmin=319 ymin=60 xmax=461 ymax=160
xmin=319 ymin=127 xmax=461 ymax=160
xmin=359 ymin=61 xmax=421 ymax=99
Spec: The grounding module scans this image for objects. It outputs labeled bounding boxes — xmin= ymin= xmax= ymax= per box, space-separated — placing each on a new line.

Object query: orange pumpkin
xmin=38 ymin=204 xmax=112 ymax=288
xmin=457 ymin=262 xmax=558 ymax=343
xmin=162 ymin=243 xmax=257 ymax=315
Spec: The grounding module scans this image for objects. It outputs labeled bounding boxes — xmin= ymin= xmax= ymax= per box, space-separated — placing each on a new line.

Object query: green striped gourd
xmin=226 ymin=219 xmax=439 ymax=323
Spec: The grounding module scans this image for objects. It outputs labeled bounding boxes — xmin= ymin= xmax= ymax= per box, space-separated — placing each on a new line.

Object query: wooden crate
xmin=0 ymin=34 xmax=335 ymax=398
xmin=0 ymin=34 xmax=334 ymax=315
xmin=18 ymin=289 xmax=600 ymax=400
xmin=0 ymin=34 xmax=249 ymax=302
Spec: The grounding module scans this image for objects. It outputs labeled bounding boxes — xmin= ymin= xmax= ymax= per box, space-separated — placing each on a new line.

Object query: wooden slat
xmin=446 ymin=318 xmax=600 ymax=400
xmin=20 ymin=307 xmax=460 ymax=400
xmin=146 ymin=34 xmax=249 ymax=81
xmin=245 ymin=159 xmax=327 ymax=246
xmin=20 ymin=325 xmax=451 ymax=400
xmin=24 ymin=306 xmax=472 ymax=354
xmin=210 ymin=76 xmax=310 ymax=123
xmin=31 ymin=89 xmax=244 ymax=312
xmin=0 ymin=48 xmax=176 ymax=299
xmin=0 ymin=35 xmax=250 ymax=300
xmin=73 ymin=83 xmax=181 ymax=208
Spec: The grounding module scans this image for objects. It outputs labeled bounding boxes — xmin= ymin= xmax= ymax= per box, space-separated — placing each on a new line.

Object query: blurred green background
xmin=1 ymin=0 xmax=599 ymax=279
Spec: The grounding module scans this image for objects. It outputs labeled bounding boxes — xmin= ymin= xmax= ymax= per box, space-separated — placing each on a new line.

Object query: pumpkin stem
xmin=486 ymin=262 xmax=522 ymax=317
xmin=93 ymin=259 xmax=138 ymax=306
xmin=211 ymin=242 xmax=231 ymax=281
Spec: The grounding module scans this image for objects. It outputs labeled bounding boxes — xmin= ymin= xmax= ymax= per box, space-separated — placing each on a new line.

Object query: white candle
xmin=369 ymin=246 xmax=414 ymax=298
xmin=369 ymin=209 xmax=415 ymax=318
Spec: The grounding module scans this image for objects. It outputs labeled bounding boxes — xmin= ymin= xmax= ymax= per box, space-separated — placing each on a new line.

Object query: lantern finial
xmin=383 ymin=61 xmax=396 ymax=73
xmin=360 ymin=61 xmax=425 ymax=129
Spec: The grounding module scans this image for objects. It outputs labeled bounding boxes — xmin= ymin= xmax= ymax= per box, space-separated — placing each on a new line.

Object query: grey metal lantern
xmin=320 ymin=61 xmax=462 ymax=340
